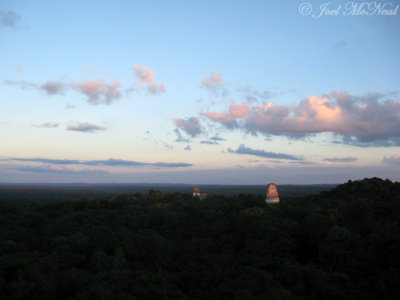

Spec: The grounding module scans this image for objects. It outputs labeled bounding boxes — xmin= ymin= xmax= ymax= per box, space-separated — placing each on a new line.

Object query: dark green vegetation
xmin=0 ymin=178 xmax=399 ymax=299
xmin=0 ymin=183 xmax=336 ymax=202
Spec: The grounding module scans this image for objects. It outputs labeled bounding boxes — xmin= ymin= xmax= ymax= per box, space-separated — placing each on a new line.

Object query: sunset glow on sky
xmin=1 ymin=1 xmax=399 ymax=184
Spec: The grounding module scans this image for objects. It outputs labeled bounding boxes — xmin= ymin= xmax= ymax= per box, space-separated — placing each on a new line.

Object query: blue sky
xmin=1 ymin=0 xmax=399 ymax=184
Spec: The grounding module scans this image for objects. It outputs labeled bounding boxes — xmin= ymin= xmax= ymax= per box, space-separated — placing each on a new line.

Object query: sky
xmin=0 ymin=0 xmax=399 ymax=184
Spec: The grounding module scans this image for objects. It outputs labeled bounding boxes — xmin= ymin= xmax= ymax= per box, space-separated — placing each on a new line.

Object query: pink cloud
xmin=202 ymin=112 xmax=238 ymax=129
xmin=203 ymin=92 xmax=400 ymax=146
xmin=200 ymin=71 xmax=228 ymax=96
xmin=132 ymin=65 xmax=165 ymax=94
xmin=6 ymin=66 xmax=166 ymax=103
xmin=72 ymin=79 xmax=122 ymax=104
xmin=6 ymin=77 xmax=121 ymax=104
xmin=201 ymin=72 xmax=223 ymax=89
xmin=229 ymin=103 xmax=248 ymax=118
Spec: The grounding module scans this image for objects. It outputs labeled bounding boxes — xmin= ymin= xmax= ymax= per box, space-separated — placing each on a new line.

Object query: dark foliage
xmin=0 ymin=178 xmax=399 ymax=299
xmin=0 ymin=184 xmax=336 ymax=202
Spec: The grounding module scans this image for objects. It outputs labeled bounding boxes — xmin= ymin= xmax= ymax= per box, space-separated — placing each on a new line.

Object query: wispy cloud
xmin=15 ymin=165 xmax=108 ymax=175
xmin=131 ymin=65 xmax=165 ymax=94
xmin=6 ymin=79 xmax=67 ymax=95
xmin=5 ymin=157 xmax=193 ymax=168
xmin=238 ymin=86 xmax=278 ymax=102
xmin=227 ymin=144 xmax=302 ymax=161
xmin=322 ymin=157 xmax=357 ymax=163
xmin=333 ymin=40 xmax=347 ymax=50
xmin=184 ymin=145 xmax=192 ymax=151
xmin=0 ymin=11 xmax=20 ymax=28
xmin=203 ymin=91 xmax=400 ymax=146
xmin=16 ymin=66 xmax=23 ymax=73
xmin=383 ymin=154 xmax=400 ymax=165
xmin=174 ymin=128 xmax=191 ymax=143
xmin=34 ymin=122 xmax=59 ymax=128
xmin=200 ymin=71 xmax=228 ymax=96
xmin=67 ymin=122 xmax=106 ymax=133
xmin=210 ymin=136 xmax=225 ymax=141
xmin=173 ymin=117 xmax=202 ymax=137
xmin=200 ymin=140 xmax=219 ymax=145
xmin=164 ymin=143 xmax=174 ymax=150
xmin=4 ymin=80 xmax=37 ymax=90
xmin=65 ymin=103 xmax=76 ymax=109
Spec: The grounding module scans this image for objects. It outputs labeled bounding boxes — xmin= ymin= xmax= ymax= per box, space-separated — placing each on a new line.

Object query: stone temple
xmin=266 ymin=183 xmax=279 ymax=204
xmin=193 ymin=187 xmax=207 ymax=200
xmin=193 ymin=187 xmax=200 ymax=198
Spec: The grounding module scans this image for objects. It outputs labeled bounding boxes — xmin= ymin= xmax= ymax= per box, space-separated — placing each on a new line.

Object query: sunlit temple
xmin=193 ymin=187 xmax=207 ymax=200
xmin=266 ymin=183 xmax=279 ymax=204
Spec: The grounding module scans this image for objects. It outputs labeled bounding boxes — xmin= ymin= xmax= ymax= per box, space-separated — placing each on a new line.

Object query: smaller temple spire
xmin=193 ymin=187 xmax=207 ymax=200
xmin=266 ymin=183 xmax=279 ymax=204
xmin=193 ymin=187 xmax=200 ymax=198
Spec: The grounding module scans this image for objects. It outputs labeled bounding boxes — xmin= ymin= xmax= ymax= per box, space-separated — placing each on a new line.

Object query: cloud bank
xmin=203 ymin=92 xmax=400 ymax=146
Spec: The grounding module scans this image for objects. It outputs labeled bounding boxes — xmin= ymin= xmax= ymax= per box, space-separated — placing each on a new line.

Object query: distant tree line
xmin=0 ymin=184 xmax=336 ymax=202
xmin=0 ymin=177 xmax=399 ymax=299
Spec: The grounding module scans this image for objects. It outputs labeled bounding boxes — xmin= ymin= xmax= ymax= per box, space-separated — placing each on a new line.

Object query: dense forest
xmin=0 ymin=184 xmax=336 ymax=202
xmin=0 ymin=178 xmax=399 ymax=299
